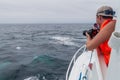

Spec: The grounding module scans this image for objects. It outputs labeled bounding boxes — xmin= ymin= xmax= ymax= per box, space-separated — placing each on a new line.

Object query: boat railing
xmin=66 ymin=45 xmax=87 ymax=80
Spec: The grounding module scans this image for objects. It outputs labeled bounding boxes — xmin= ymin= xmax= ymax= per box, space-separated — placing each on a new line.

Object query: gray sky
xmin=0 ymin=0 xmax=118 ymax=23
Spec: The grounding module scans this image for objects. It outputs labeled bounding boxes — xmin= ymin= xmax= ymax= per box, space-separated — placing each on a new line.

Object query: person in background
xmin=86 ymin=6 xmax=116 ymax=66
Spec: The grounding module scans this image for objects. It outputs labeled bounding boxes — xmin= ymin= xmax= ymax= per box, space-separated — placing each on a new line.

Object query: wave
xmin=0 ymin=55 xmax=67 ymax=80
xmin=50 ymin=36 xmax=80 ymax=47
xmin=24 ymin=76 xmax=39 ymax=80
xmin=0 ymin=61 xmax=11 ymax=70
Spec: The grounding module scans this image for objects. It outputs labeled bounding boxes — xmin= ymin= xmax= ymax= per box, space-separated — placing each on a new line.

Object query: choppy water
xmin=0 ymin=23 xmax=92 ymax=80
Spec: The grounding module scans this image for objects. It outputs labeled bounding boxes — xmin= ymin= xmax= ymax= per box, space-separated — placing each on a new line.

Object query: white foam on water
xmin=51 ymin=36 xmax=79 ymax=47
xmin=52 ymin=36 xmax=71 ymax=41
xmin=24 ymin=76 xmax=39 ymax=80
xmin=16 ymin=46 xmax=21 ymax=50
xmin=24 ymin=75 xmax=47 ymax=80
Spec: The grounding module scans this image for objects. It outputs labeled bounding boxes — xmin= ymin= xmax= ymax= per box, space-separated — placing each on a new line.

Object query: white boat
xmin=66 ymin=4 xmax=120 ymax=80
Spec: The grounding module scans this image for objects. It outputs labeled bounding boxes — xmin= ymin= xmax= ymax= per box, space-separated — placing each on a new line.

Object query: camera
xmin=83 ymin=29 xmax=99 ymax=38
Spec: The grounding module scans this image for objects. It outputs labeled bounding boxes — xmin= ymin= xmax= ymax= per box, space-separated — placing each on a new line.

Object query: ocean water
xmin=0 ymin=23 xmax=92 ymax=80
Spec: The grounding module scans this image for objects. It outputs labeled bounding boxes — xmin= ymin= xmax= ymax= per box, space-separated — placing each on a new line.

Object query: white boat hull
xmin=67 ymin=48 xmax=107 ymax=80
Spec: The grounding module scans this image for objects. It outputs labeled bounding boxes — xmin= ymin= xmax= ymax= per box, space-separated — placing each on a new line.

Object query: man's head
xmin=96 ymin=6 xmax=115 ymax=17
xmin=96 ymin=6 xmax=116 ymax=26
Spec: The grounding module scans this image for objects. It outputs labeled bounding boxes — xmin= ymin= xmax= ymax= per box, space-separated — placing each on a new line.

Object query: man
xmin=86 ymin=6 xmax=116 ymax=66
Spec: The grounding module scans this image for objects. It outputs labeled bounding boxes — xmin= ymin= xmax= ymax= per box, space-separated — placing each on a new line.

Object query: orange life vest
xmin=99 ymin=19 xmax=112 ymax=66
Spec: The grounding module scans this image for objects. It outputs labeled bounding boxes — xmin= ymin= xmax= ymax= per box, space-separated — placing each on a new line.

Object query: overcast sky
xmin=0 ymin=0 xmax=118 ymax=23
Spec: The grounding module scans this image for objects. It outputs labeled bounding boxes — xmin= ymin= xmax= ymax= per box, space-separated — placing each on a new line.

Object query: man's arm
xmin=86 ymin=20 xmax=116 ymax=50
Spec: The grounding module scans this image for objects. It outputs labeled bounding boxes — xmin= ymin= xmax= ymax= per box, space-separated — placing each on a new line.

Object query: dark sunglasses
xmin=98 ymin=10 xmax=116 ymax=15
